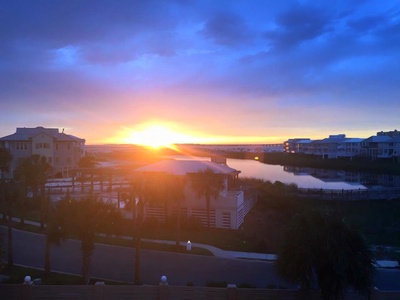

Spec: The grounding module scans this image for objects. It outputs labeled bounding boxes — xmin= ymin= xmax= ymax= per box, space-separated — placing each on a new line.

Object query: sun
xmin=124 ymin=124 xmax=189 ymax=149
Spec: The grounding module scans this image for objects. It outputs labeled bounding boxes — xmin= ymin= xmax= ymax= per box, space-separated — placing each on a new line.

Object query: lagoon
xmin=172 ymin=155 xmax=367 ymax=190
xmin=226 ymin=158 xmax=368 ymax=190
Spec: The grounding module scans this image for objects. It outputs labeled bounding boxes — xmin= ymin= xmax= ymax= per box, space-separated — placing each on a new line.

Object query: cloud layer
xmin=1 ymin=0 xmax=399 ymax=143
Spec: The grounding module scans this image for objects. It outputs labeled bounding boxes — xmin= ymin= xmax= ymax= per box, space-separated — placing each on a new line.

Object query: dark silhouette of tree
xmin=3 ymin=180 xmax=23 ymax=268
xmin=142 ymin=173 xmax=186 ymax=250
xmin=0 ymin=148 xmax=12 ymax=220
xmin=58 ymin=196 xmax=122 ymax=284
xmin=275 ymin=209 xmax=375 ymax=300
xmin=189 ymin=168 xmax=224 ymax=228
xmin=0 ymin=231 xmax=4 ymax=272
xmin=14 ymin=154 xmax=51 ymax=229
xmin=44 ymin=199 xmax=65 ymax=276
xmin=78 ymin=156 xmax=96 ymax=193
xmin=78 ymin=155 xmax=97 ymax=169
xmin=128 ymin=174 xmax=151 ymax=285
xmin=158 ymin=174 xmax=185 ymax=250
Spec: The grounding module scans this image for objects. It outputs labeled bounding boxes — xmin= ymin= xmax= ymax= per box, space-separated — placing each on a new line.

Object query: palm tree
xmin=14 ymin=154 xmax=51 ymax=229
xmin=275 ymin=209 xmax=374 ymax=300
xmin=159 ymin=174 xmax=185 ymax=250
xmin=0 ymin=148 xmax=12 ymax=221
xmin=128 ymin=174 xmax=152 ymax=285
xmin=189 ymin=168 xmax=224 ymax=228
xmin=58 ymin=196 xmax=122 ymax=284
xmin=44 ymin=200 xmax=65 ymax=276
xmin=4 ymin=180 xmax=23 ymax=268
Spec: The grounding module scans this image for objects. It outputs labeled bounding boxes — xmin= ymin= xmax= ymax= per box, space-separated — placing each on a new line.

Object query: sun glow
xmin=122 ymin=124 xmax=194 ymax=149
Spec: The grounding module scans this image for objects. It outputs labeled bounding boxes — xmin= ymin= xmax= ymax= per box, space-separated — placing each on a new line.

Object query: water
xmin=226 ymin=158 xmax=367 ymax=190
xmin=172 ymin=156 xmax=367 ymax=190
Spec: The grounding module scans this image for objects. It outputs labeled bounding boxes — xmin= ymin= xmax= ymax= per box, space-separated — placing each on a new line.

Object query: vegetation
xmin=14 ymin=154 xmax=51 ymax=229
xmin=2 ymin=147 xmax=400 ymax=288
xmin=188 ymin=168 xmax=224 ymax=228
xmin=0 ymin=147 xmax=12 ymax=221
xmin=56 ymin=196 xmax=123 ymax=284
xmin=276 ymin=209 xmax=374 ymax=300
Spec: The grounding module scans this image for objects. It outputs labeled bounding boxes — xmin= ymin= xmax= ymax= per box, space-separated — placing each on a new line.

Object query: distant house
xmin=361 ymin=135 xmax=395 ymax=160
xmin=134 ymin=159 xmax=257 ymax=229
xmin=337 ymin=138 xmax=364 ymax=159
xmin=0 ymin=126 xmax=85 ymax=177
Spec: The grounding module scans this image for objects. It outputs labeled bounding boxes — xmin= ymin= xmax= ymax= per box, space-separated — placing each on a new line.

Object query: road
xmin=1 ymin=228 xmax=400 ymax=290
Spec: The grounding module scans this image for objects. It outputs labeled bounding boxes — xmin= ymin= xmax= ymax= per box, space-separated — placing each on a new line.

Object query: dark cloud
xmin=347 ymin=15 xmax=387 ymax=32
xmin=0 ymin=0 xmax=179 ymax=45
xmin=200 ymin=11 xmax=254 ymax=47
xmin=265 ymin=5 xmax=333 ymax=50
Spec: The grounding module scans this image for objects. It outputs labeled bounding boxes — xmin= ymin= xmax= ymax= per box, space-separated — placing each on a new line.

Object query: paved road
xmin=1 ymin=228 xmax=290 ymax=287
xmin=2 ymin=228 xmax=400 ymax=290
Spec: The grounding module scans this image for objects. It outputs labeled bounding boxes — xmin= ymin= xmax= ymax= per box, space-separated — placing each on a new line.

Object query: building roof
xmin=342 ymin=138 xmax=365 ymax=143
xmin=318 ymin=136 xmax=348 ymax=143
xmin=134 ymin=159 xmax=240 ymax=176
xmin=364 ymin=135 xmax=393 ymax=143
xmin=0 ymin=127 xmax=85 ymax=142
xmin=298 ymin=139 xmax=313 ymax=144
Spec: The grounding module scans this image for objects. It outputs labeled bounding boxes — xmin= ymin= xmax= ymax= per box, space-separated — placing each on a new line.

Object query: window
xmin=35 ymin=143 xmax=50 ymax=149
xmin=16 ymin=142 xmax=28 ymax=150
xmin=55 ymin=157 xmax=59 ymax=164
xmin=55 ymin=143 xmax=59 ymax=150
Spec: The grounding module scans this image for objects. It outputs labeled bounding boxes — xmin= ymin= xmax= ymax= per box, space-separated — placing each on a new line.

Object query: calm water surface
xmin=171 ymin=155 xmax=367 ymax=190
xmin=226 ymin=158 xmax=367 ymax=190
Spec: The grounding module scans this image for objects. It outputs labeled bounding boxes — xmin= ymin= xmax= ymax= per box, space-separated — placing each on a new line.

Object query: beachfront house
xmin=134 ymin=158 xmax=257 ymax=229
xmin=0 ymin=126 xmax=85 ymax=177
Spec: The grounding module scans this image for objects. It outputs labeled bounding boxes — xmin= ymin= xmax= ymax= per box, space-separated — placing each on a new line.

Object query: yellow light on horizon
xmin=104 ymin=122 xmax=285 ymax=146
xmin=121 ymin=124 xmax=196 ymax=149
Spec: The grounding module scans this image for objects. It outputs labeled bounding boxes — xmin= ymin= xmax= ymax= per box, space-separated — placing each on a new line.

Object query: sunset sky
xmin=1 ymin=0 xmax=399 ymax=145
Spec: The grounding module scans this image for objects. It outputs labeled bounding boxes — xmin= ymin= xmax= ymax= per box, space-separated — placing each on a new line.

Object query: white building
xmin=338 ymin=138 xmax=364 ymax=159
xmin=134 ymin=159 xmax=257 ymax=229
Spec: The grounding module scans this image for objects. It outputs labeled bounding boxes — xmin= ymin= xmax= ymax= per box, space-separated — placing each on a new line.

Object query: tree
xmin=275 ymin=209 xmax=375 ymax=300
xmin=14 ymin=154 xmax=51 ymax=228
xmin=58 ymin=196 xmax=122 ymax=284
xmin=143 ymin=173 xmax=186 ymax=250
xmin=3 ymin=180 xmax=24 ymax=268
xmin=44 ymin=200 xmax=65 ymax=276
xmin=159 ymin=174 xmax=185 ymax=250
xmin=128 ymin=174 xmax=153 ymax=285
xmin=78 ymin=155 xmax=97 ymax=169
xmin=189 ymin=168 xmax=224 ymax=228
xmin=0 ymin=148 xmax=12 ymax=220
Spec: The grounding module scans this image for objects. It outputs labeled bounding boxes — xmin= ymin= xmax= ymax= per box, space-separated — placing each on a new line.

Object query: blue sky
xmin=1 ymin=0 xmax=399 ymax=144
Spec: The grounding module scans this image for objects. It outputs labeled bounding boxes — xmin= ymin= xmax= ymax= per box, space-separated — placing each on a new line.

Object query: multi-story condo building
xmin=0 ymin=126 xmax=85 ymax=177
xmin=284 ymin=130 xmax=400 ymax=162
xmin=284 ymin=138 xmax=311 ymax=153
xmin=310 ymin=134 xmax=347 ymax=159
xmin=361 ymin=135 xmax=396 ymax=159
xmin=337 ymin=138 xmax=364 ymax=159
xmin=377 ymin=130 xmax=400 ymax=138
